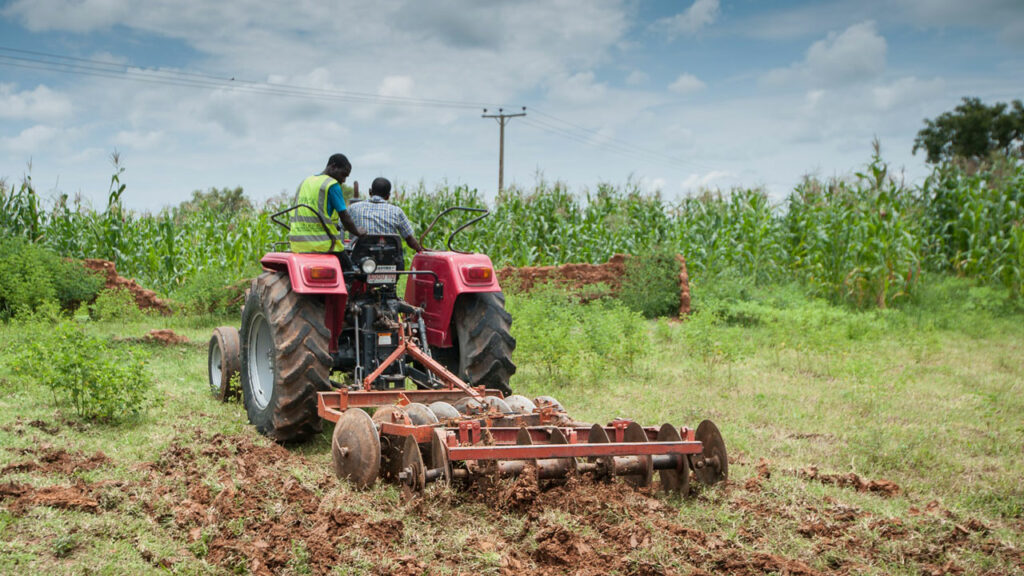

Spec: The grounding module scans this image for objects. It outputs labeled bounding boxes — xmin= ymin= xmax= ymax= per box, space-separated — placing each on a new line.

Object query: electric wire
xmin=0 ymin=45 xmax=719 ymax=174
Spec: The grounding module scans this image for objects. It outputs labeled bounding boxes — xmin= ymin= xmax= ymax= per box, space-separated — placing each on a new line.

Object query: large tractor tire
xmin=240 ymin=271 xmax=332 ymax=443
xmin=447 ymin=292 xmax=516 ymax=396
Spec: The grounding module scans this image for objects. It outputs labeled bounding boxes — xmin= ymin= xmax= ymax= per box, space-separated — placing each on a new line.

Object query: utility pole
xmin=481 ymin=107 xmax=526 ymax=194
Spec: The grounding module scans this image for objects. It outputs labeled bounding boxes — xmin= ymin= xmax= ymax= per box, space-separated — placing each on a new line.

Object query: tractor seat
xmin=346 ymin=234 xmax=405 ymax=273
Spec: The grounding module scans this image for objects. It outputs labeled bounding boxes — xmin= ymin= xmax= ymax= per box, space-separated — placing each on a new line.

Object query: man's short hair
xmin=327 ymin=153 xmax=351 ymax=172
xmin=370 ymin=177 xmax=392 ymax=199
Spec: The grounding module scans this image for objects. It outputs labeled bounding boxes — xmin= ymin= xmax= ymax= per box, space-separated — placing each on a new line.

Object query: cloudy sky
xmin=1 ymin=0 xmax=1022 ymax=211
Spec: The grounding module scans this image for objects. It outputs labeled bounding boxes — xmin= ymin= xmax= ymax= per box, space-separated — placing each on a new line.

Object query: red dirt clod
xmin=141 ymin=329 xmax=190 ymax=345
xmin=82 ymin=258 xmax=172 ymax=315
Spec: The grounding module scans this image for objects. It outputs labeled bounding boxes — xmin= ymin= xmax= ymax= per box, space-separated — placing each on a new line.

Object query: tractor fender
xmin=404 ymin=251 xmax=503 ymax=348
xmin=260 ymin=252 xmax=349 ymax=296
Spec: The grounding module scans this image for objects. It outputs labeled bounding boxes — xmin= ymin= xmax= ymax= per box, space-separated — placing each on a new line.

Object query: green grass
xmin=0 ymin=277 xmax=1021 ymax=574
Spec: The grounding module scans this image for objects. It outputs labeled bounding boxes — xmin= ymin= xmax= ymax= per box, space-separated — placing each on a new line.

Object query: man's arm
xmin=395 ymin=208 xmax=423 ymax=252
xmin=405 ymin=234 xmax=424 ymax=253
xmin=339 ymin=210 xmax=366 ymax=238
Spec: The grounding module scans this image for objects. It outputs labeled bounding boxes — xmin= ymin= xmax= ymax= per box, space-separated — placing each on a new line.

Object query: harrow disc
xmin=534 ymin=396 xmax=564 ymax=412
xmin=398 ymin=435 xmax=426 ymax=495
xmin=693 ymin=420 xmax=728 ymax=486
xmin=454 ymin=397 xmax=483 ymax=415
xmin=405 ymin=403 xmax=439 ymax=426
xmin=656 ymin=424 xmax=690 ymax=496
xmin=429 ymin=428 xmax=452 ymax=485
xmin=372 ymin=405 xmax=412 ymax=426
xmin=539 ymin=427 xmax=577 ymax=481
xmin=482 ymin=396 xmax=514 ymax=415
xmin=586 ymin=424 xmax=613 ymax=482
xmin=622 ymin=422 xmax=654 ymax=488
xmin=428 ymin=401 xmax=460 ymax=421
xmin=504 ymin=395 xmax=536 ymax=415
xmin=331 ymin=409 xmax=381 ymax=489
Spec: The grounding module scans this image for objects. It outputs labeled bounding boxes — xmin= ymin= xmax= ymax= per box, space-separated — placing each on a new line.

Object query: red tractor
xmin=210 ymin=206 xmax=515 ymax=442
xmin=208 ymin=203 xmax=727 ymax=495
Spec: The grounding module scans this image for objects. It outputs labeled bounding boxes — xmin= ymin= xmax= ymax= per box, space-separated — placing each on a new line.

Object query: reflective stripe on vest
xmin=289 ymin=174 xmax=341 ymax=252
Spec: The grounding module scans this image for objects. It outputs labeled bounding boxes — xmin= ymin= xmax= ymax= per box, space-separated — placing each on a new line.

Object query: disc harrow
xmin=318 ymin=388 xmax=728 ymax=496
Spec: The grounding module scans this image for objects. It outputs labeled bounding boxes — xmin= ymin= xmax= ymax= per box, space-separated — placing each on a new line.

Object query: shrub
xmin=89 ymin=288 xmax=143 ymax=321
xmin=172 ymin=266 xmax=250 ymax=316
xmin=0 ymin=236 xmax=104 ymax=319
xmin=508 ymin=285 xmax=646 ymax=385
xmin=619 ymin=247 xmax=681 ymax=318
xmin=9 ymin=319 xmax=153 ymax=422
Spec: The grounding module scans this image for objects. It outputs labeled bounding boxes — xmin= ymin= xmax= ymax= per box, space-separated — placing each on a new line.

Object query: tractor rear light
xmin=461 ymin=266 xmax=493 ymax=284
xmin=303 ymin=265 xmax=338 ymax=284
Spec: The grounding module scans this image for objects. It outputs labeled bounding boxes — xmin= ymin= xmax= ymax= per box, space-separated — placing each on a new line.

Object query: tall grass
xmin=1 ymin=148 xmax=1022 ymax=305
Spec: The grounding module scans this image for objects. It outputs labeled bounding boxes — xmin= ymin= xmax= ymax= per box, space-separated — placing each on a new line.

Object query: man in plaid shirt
xmin=347 ymin=177 xmax=424 ymax=252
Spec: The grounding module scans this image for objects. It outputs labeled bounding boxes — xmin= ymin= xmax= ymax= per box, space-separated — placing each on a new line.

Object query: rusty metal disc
xmin=405 ymin=402 xmax=439 ymax=426
xmin=543 ymin=427 xmax=577 ymax=480
xmin=622 ymin=422 xmax=654 ymax=488
xmin=587 ymin=423 xmax=613 ymax=482
xmin=504 ymin=395 xmax=536 ymax=415
xmin=429 ymin=428 xmax=451 ymax=485
xmin=428 ymin=401 xmax=460 ymax=421
xmin=372 ymin=405 xmax=412 ymax=426
xmin=656 ymin=423 xmax=690 ymax=496
xmin=331 ymin=409 xmax=381 ymax=489
xmin=398 ymin=435 xmax=426 ymax=496
xmin=693 ymin=420 xmax=728 ymax=486
xmin=453 ymin=397 xmax=483 ymax=415
xmin=534 ymin=396 xmax=565 ymax=412
xmin=482 ymin=396 xmax=514 ymax=415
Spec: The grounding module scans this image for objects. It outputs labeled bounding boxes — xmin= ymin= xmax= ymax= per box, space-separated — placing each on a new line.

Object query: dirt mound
xmin=0 ymin=480 xmax=100 ymax=515
xmin=82 ymin=259 xmax=172 ymax=315
xmin=798 ymin=466 xmax=901 ymax=497
xmin=497 ymin=253 xmax=691 ymax=316
xmin=1 ymin=444 xmax=110 ymax=476
xmin=141 ymin=329 xmax=190 ymax=345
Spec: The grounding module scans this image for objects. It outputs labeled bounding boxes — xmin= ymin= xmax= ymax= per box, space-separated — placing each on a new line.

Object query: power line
xmin=0 ymin=46 xmax=495 ymax=110
xmin=481 ymin=107 xmax=527 ymax=194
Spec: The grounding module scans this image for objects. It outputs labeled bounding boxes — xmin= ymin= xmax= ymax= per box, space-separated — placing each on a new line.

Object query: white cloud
xmin=681 ymin=170 xmax=731 ymax=190
xmin=668 ymin=73 xmax=706 ymax=94
xmin=626 ymin=70 xmax=649 ymax=86
xmin=378 ymin=76 xmax=415 ymax=99
xmin=114 ymin=129 xmax=165 ymax=150
xmin=2 ymin=124 xmax=60 ymax=153
xmin=653 ymin=0 xmax=720 ymax=39
xmin=764 ymin=21 xmax=886 ymax=88
xmin=872 ymin=77 xmax=945 ymax=111
xmin=546 ymin=72 xmax=608 ymax=105
xmin=0 ymin=84 xmax=73 ymax=121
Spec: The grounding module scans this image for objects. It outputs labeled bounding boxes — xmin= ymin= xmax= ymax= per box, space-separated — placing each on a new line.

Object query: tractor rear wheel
xmin=449 ymin=292 xmax=515 ymax=396
xmin=240 ymin=271 xmax=332 ymax=442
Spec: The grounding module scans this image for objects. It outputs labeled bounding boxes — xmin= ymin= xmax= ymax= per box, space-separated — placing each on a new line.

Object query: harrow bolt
xmin=337 ymin=447 xmax=350 ymax=458
xmin=398 ymin=467 xmax=413 ymax=483
xmin=693 ymin=458 xmax=705 ymax=469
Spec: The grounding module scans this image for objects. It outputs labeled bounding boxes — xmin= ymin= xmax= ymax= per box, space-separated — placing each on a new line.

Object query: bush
xmin=172 ymin=266 xmax=250 ymax=316
xmin=89 ymin=288 xmax=144 ymax=321
xmin=619 ymin=247 xmax=681 ymax=318
xmin=9 ymin=319 xmax=153 ymax=422
xmin=0 ymin=236 xmax=104 ymax=319
xmin=508 ymin=285 xmax=646 ymax=385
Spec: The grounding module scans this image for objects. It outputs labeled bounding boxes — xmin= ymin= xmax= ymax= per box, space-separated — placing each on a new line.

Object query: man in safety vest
xmin=288 ymin=153 xmax=366 ymax=252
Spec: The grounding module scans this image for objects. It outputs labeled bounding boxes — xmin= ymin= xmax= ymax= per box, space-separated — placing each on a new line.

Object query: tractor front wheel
xmin=240 ymin=271 xmax=331 ymax=442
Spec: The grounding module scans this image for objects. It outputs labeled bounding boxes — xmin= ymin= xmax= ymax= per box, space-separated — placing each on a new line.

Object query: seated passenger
xmin=347 ymin=177 xmax=424 ymax=253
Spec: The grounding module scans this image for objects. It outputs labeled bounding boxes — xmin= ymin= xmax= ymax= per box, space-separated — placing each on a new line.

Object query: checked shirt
xmin=347 ymin=196 xmax=415 ymax=240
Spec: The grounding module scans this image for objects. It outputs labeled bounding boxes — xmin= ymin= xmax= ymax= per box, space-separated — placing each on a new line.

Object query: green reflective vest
xmin=289 ymin=174 xmax=341 ymax=252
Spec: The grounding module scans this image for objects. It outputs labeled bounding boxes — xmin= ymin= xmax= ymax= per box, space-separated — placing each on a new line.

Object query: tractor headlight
xmin=360 ymin=258 xmax=377 ymax=274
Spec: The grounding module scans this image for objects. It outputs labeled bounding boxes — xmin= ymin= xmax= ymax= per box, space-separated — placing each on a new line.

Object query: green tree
xmin=175 ymin=186 xmax=252 ymax=216
xmin=913 ymin=97 xmax=1024 ymax=164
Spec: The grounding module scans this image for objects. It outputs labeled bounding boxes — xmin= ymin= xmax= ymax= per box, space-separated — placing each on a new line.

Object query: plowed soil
xmin=4 ymin=429 xmax=1016 ymax=575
